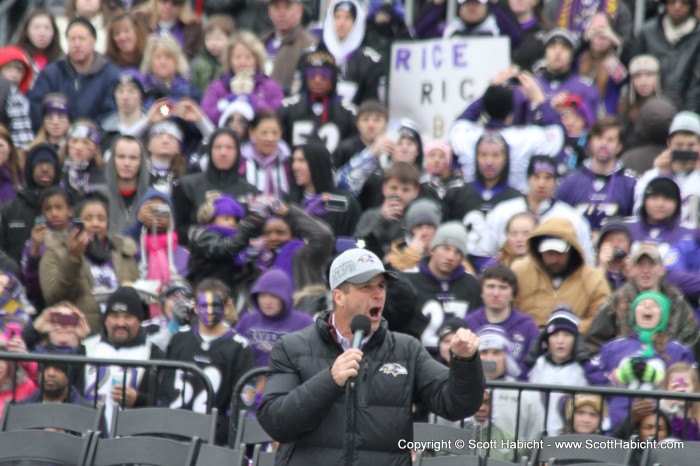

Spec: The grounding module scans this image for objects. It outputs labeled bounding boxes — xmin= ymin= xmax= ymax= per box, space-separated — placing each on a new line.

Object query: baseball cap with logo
xmin=329 ymin=248 xmax=399 ymax=290
xmin=631 ymin=243 xmax=662 ymax=264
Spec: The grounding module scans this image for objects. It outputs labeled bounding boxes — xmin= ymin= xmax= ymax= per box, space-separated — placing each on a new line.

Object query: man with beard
xmin=21 ymin=360 xmax=90 ymax=408
xmin=0 ymin=143 xmax=61 ymax=264
xmin=511 ymin=217 xmax=610 ymax=330
xmin=557 ymin=117 xmax=637 ymax=231
xmin=443 ymin=131 xmax=521 ymax=270
xmin=82 ymin=286 xmax=164 ymax=434
xmin=163 ymin=278 xmax=254 ymax=445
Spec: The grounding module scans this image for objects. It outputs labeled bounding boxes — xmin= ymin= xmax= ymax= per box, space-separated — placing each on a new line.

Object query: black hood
xmin=205 ymin=128 xmax=242 ymax=182
xmin=23 ymin=143 xmax=61 ymax=190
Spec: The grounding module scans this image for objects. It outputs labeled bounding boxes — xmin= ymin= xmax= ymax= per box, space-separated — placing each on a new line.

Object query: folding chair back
xmin=415 ymin=450 xmax=482 ymax=465
xmin=194 ymin=443 xmax=245 ymax=466
xmin=413 ymin=422 xmax=480 ymax=455
xmin=0 ymin=429 xmax=92 ymax=465
xmin=86 ymin=435 xmax=199 ymax=466
xmin=1 ymin=400 xmax=104 ymax=434
xmin=234 ymin=409 xmax=273 ymax=447
xmin=110 ymin=407 xmax=218 ymax=444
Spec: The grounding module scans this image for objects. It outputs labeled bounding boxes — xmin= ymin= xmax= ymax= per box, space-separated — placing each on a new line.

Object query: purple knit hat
xmin=213 ymin=195 xmax=244 ymax=220
xmin=545 ymin=305 xmax=580 ymax=338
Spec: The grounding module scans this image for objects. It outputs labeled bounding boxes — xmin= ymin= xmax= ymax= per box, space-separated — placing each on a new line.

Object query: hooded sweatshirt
xmin=286 ymin=141 xmax=361 ymax=237
xmin=511 ymin=218 xmax=611 ymax=329
xmin=172 ymin=128 xmax=259 ymax=246
xmin=96 ymin=145 xmax=150 ymax=236
xmin=235 ymin=268 xmax=314 ymax=367
xmin=0 ymin=144 xmax=61 ymax=264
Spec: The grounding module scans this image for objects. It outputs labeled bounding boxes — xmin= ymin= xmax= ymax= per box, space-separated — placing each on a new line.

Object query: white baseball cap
xmin=329 ymin=248 xmax=399 ymax=290
xmin=539 ymin=238 xmax=570 ymax=254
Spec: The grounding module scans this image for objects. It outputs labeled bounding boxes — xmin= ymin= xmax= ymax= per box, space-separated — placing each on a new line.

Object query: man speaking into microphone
xmin=258 ymin=247 xmax=485 ymax=466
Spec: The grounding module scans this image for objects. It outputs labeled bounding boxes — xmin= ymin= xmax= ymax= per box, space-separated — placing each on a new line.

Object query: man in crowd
xmin=586 ymin=243 xmax=698 ymax=354
xmin=258 ymin=247 xmax=484 ymax=465
xmin=28 ymin=17 xmax=118 ymax=130
xmin=465 ymin=264 xmax=539 ymax=377
xmin=403 ymin=222 xmax=482 ymax=352
xmin=512 ymin=217 xmax=610 ymax=330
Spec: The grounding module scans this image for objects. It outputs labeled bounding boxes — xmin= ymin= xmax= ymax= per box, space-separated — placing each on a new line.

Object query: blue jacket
xmin=28 ymin=53 xmax=119 ymax=131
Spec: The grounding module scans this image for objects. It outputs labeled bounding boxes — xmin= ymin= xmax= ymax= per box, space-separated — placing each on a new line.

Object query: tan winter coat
xmin=39 ymin=232 xmax=139 ymax=332
xmin=512 ymin=218 xmax=611 ymax=331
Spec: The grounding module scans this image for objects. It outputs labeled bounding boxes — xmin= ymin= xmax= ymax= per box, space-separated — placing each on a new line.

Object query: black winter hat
xmin=105 ymin=286 xmax=144 ymax=321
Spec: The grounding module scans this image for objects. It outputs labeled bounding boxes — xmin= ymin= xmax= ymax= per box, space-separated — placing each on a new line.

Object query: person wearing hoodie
xmin=465 ymin=264 xmax=539 ymax=379
xmin=172 ymin=128 xmax=259 ymax=246
xmin=525 ymin=307 xmax=604 ymax=435
xmin=278 ymin=50 xmax=357 ymax=154
xmin=586 ymin=243 xmax=699 ymax=355
xmin=287 ymin=141 xmax=360 ymax=237
xmin=556 ymin=116 xmax=637 ymax=231
xmin=305 ymin=0 xmax=385 ymax=106
xmin=235 ymin=268 xmax=313 ymax=367
xmin=96 ymin=135 xmax=150 ymax=236
xmin=633 ymin=111 xmax=700 ymax=227
xmin=0 ymin=45 xmax=34 ymax=150
xmin=511 ymin=217 xmax=610 ymax=330
xmin=443 ymin=131 xmax=521 ymax=269
xmin=590 ymin=291 xmax=695 ymax=430
xmin=0 ymin=143 xmax=61 ymax=265
xmin=28 ymin=17 xmax=119 ymax=131
xmin=451 ymin=84 xmax=565 ymax=193
xmin=187 ymin=194 xmax=264 ymax=294
xmin=402 ymin=222 xmax=482 ymax=354
xmin=626 ymin=176 xmax=700 ymax=303
xmin=620 ymin=96 xmax=677 ymax=176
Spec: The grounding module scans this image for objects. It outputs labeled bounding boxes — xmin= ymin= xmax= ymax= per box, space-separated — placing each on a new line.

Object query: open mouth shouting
xmin=369 ymin=306 xmax=382 ymax=322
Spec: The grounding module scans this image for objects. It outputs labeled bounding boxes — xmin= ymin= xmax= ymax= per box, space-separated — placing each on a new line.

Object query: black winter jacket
xmin=258 ymin=311 xmax=485 ymax=466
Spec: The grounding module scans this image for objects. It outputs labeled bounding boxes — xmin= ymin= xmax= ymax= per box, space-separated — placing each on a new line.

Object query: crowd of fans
xmin=0 ymin=0 xmax=699 ymax=457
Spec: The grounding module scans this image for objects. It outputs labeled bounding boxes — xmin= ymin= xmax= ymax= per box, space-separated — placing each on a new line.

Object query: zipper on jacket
xmin=358 ymin=360 xmax=369 ymax=407
xmin=345 ymin=380 xmax=356 ymax=466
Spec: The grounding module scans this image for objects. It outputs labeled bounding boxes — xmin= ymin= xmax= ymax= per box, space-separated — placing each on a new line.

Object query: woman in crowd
xmin=201 ymin=32 xmax=284 ymax=125
xmin=39 ymin=193 xmax=139 ymax=331
xmin=132 ymin=0 xmax=204 ymax=60
xmin=28 ymin=93 xmax=71 ymax=153
xmin=14 ymin=8 xmax=63 ymax=84
xmin=60 ymin=119 xmax=105 ymax=203
xmin=240 ymin=110 xmax=291 ymax=197
xmin=0 ymin=126 xmax=24 ymax=205
xmin=617 ymin=55 xmax=661 ymax=148
xmin=106 ymin=12 xmax=148 ymax=68
xmin=140 ymin=35 xmax=200 ymax=110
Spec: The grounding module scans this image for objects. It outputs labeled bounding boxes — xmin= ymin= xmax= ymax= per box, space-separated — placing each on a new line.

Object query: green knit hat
xmin=631 ymin=291 xmax=671 ymax=358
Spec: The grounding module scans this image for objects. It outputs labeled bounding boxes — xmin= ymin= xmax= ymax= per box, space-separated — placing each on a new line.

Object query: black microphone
xmin=351 ymin=315 xmax=371 ymax=350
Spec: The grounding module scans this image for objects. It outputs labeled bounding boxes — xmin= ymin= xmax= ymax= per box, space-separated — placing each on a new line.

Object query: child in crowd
xmin=29 ymin=93 xmax=70 ymax=152
xmin=478 ymin=326 xmax=544 ymax=442
xmin=22 ymin=187 xmax=72 ymax=308
xmin=61 ymin=119 xmax=105 ymax=203
xmin=594 ymin=291 xmax=695 ymax=430
xmin=333 ymin=99 xmax=388 ymax=169
xmin=0 ymin=330 xmax=37 ymax=416
xmin=235 ymin=268 xmax=313 ymax=367
xmin=419 ymin=140 xmax=462 ymax=199
xmin=190 ymin=15 xmax=236 ymax=96
xmin=385 ymin=198 xmax=441 ymax=271
xmin=660 ymin=362 xmax=700 ymax=440
xmin=188 ymin=194 xmax=263 ymax=293
xmin=560 ymin=394 xmax=609 ymax=435
xmin=526 ymin=307 xmax=603 ymax=435
xmin=0 ymin=45 xmax=34 ymax=150
xmin=15 ymin=8 xmax=63 ymax=80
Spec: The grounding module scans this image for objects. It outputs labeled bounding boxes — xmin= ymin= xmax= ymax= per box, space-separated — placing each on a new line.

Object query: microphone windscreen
xmin=350 ymin=315 xmax=371 ymax=336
